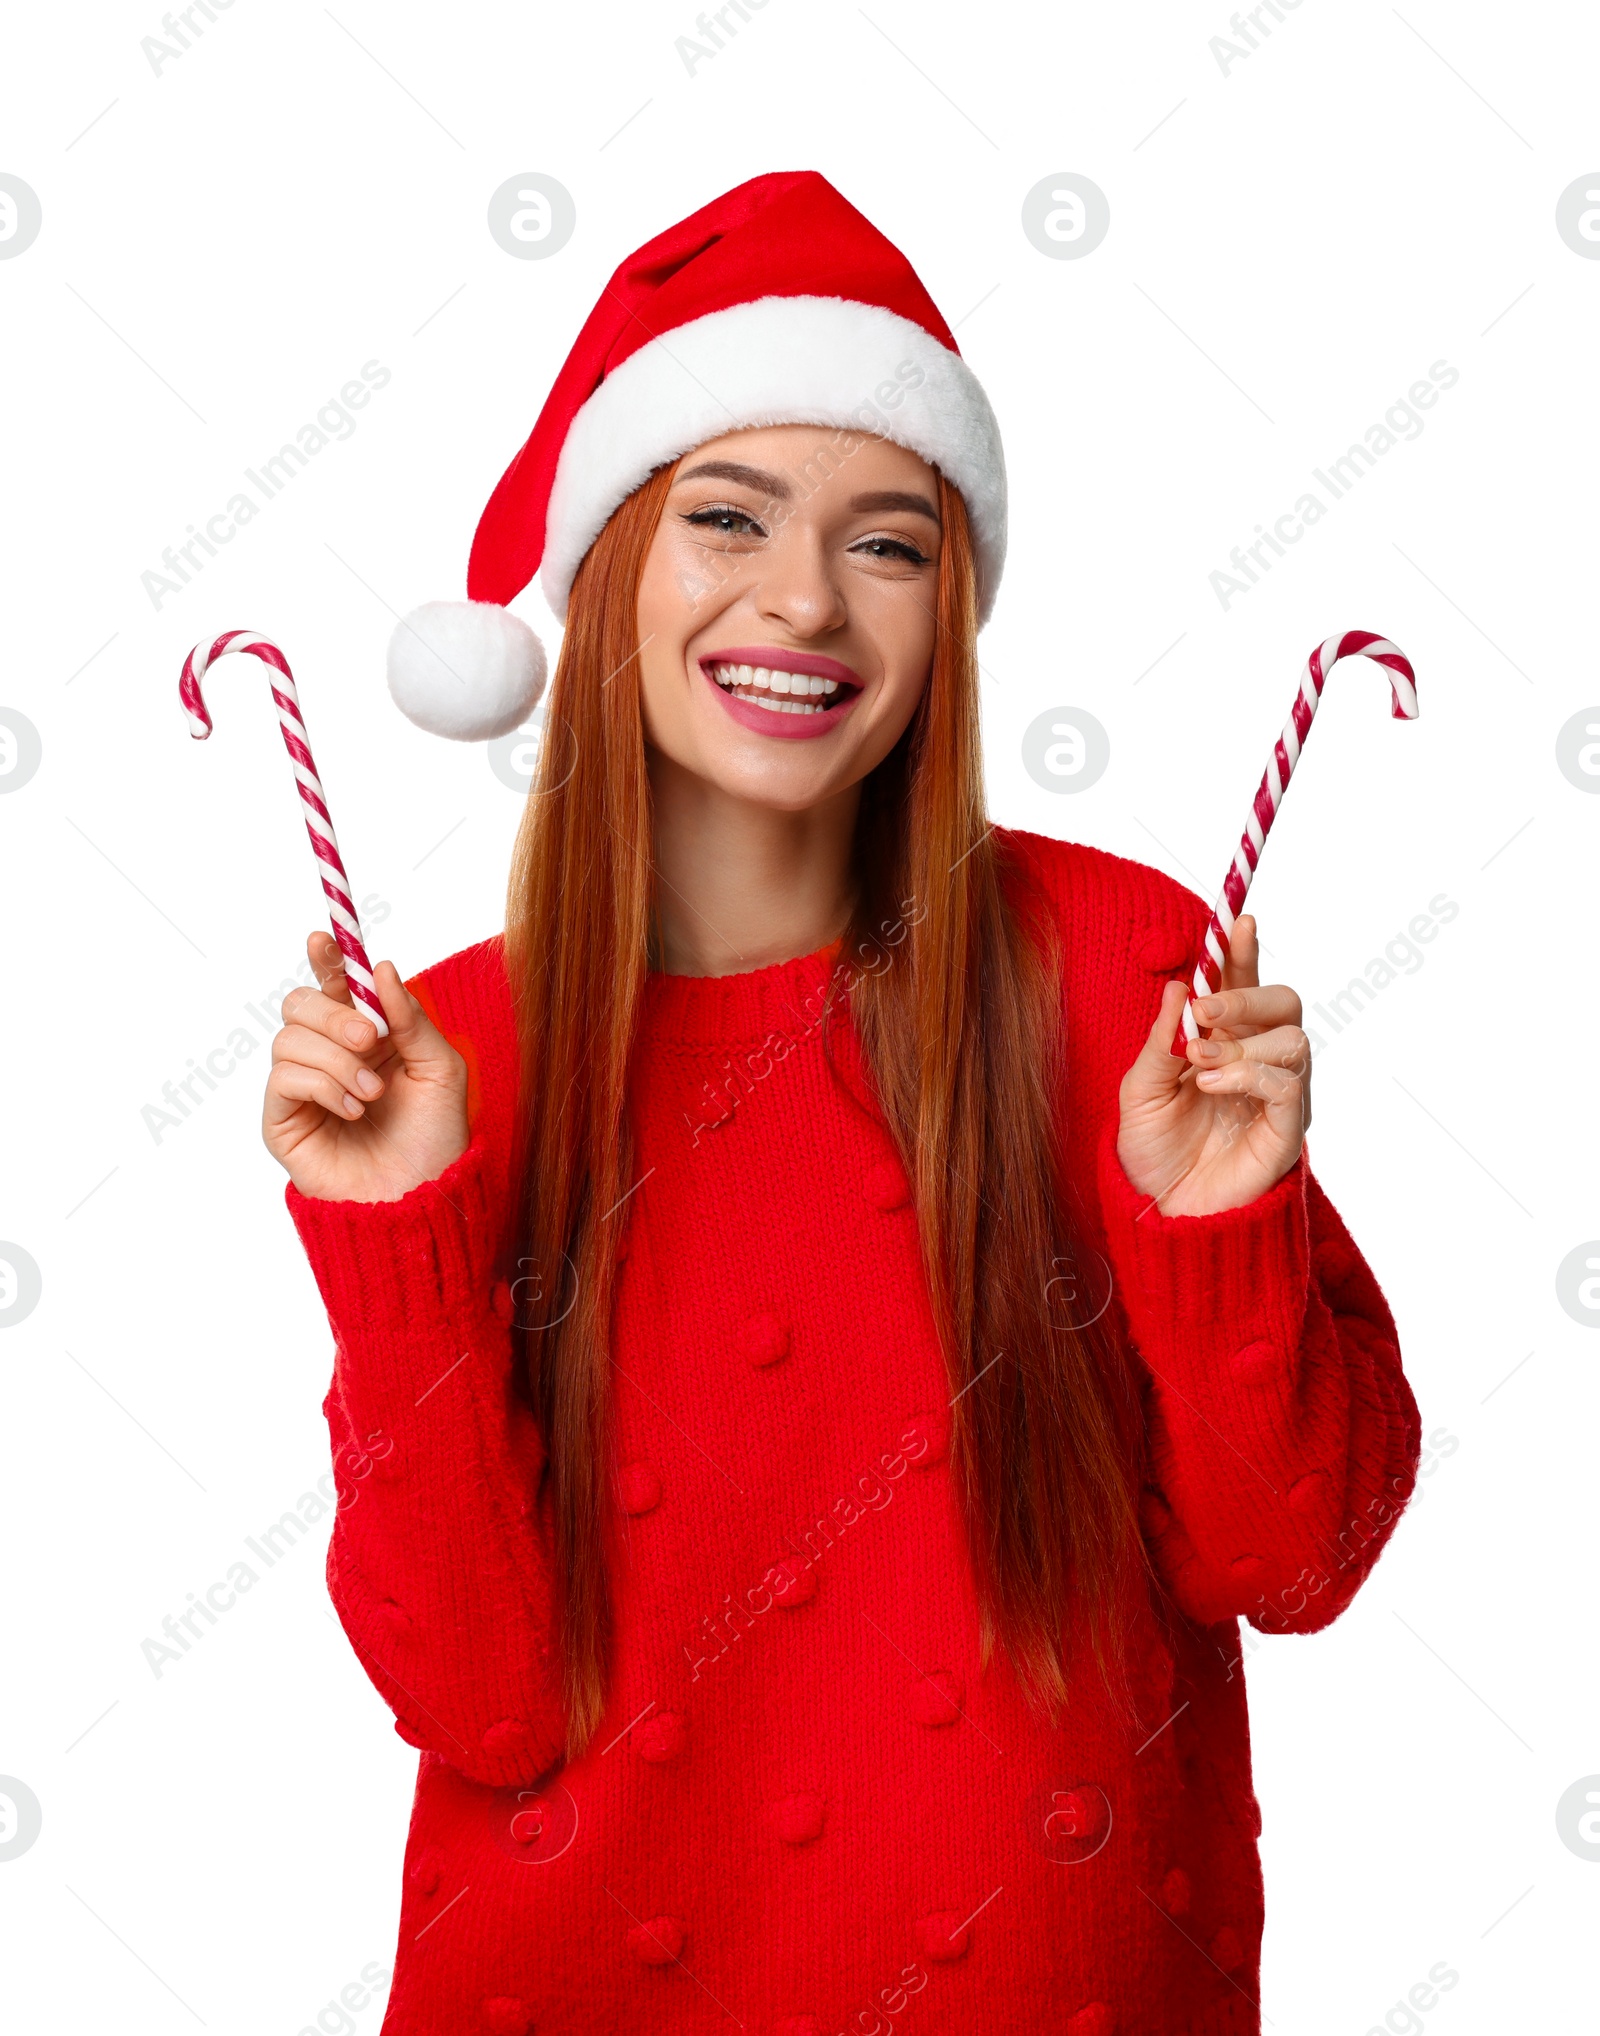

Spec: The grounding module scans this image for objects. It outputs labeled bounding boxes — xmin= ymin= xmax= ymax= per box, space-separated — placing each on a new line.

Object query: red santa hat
xmin=388 ymin=170 xmax=1008 ymax=741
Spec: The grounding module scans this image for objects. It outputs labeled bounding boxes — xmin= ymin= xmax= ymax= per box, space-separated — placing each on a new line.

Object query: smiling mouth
xmin=705 ymin=659 xmax=861 ymax=717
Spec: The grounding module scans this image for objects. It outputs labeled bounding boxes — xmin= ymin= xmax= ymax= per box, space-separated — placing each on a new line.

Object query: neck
xmin=646 ymin=749 xmax=860 ymax=976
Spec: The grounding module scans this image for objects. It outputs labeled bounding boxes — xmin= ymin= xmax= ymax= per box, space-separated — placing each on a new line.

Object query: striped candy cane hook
xmin=179 ymin=630 xmax=389 ymax=1038
xmin=1173 ymin=628 xmax=1418 ymax=1058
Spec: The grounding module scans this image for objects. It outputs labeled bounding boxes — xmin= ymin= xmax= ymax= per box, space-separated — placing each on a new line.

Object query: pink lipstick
xmin=698 ymin=646 xmax=864 ymax=741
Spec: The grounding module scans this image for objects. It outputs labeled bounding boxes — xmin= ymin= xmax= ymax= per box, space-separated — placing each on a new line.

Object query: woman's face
xmin=635 ymin=424 xmax=942 ymax=812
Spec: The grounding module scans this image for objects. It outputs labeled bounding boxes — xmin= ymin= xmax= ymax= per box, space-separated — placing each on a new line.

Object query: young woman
xmin=266 ymin=174 xmax=1419 ymax=2036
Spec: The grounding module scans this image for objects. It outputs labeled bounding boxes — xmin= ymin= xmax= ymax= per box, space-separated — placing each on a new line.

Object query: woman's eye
xmin=853 ymin=536 xmax=931 ymax=565
xmin=684 ymin=505 xmax=765 ymax=538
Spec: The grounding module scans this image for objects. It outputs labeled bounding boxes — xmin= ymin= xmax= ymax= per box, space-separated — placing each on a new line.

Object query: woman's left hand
xmin=1116 ymin=915 xmax=1311 ymax=1217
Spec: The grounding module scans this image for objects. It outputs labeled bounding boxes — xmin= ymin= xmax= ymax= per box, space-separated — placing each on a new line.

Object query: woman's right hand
xmin=264 ymin=931 xmax=470 ymax=1203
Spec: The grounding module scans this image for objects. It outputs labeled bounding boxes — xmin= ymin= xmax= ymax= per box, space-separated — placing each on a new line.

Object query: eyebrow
xmin=675 ymin=462 xmax=941 ymax=527
xmin=676 ymin=459 xmax=791 ymax=499
xmin=848 ymin=489 xmax=940 ymax=523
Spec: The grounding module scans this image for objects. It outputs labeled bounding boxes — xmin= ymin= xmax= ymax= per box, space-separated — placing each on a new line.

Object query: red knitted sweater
xmin=286 ymin=826 xmax=1420 ymax=2036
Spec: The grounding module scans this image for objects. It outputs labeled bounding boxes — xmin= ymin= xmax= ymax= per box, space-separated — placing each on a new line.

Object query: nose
xmin=751 ymin=523 xmax=847 ymax=641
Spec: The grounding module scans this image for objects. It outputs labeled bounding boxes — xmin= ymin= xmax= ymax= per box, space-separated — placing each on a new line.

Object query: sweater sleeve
xmin=1094 ymin=1118 xmax=1422 ymax=1635
xmin=286 ymin=1129 xmax=568 ymax=1787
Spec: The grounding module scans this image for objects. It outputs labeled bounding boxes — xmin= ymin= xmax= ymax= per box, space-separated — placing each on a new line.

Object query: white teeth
xmin=746 ymin=694 xmax=821 ymax=715
xmin=710 ymin=661 xmax=844 ymax=715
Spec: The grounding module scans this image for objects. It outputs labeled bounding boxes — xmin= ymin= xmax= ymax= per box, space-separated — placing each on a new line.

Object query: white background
xmin=2 ymin=1 xmax=1595 ymax=2030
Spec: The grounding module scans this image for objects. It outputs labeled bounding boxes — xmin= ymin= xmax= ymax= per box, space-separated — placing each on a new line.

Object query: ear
xmin=386 ymin=601 xmax=546 ymax=741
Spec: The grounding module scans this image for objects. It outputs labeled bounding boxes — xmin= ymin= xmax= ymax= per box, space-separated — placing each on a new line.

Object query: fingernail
xmin=342 ymin=1092 xmax=364 ymax=1115
xmin=354 ymin=1068 xmax=382 ymax=1098
xmin=1196 ymin=1069 xmax=1222 ymax=1085
xmin=344 ymin=1021 xmax=373 ymax=1046
xmin=1195 ymin=997 xmax=1221 ymax=1019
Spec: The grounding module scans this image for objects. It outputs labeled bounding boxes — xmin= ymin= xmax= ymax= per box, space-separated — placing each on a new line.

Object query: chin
xmin=707 ymin=756 xmax=852 ymax=813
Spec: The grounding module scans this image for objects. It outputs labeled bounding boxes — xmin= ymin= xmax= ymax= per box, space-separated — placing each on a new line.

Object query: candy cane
xmin=179 ymin=629 xmax=389 ymax=1038
xmin=1173 ymin=629 xmax=1417 ymax=1058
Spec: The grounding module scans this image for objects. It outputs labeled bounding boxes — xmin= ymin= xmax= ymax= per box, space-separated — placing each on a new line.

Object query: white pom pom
xmin=386 ymin=601 xmax=547 ymax=741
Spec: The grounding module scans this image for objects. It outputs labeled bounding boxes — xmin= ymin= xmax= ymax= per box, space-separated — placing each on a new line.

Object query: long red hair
xmin=504 ymin=460 xmax=1144 ymax=1756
